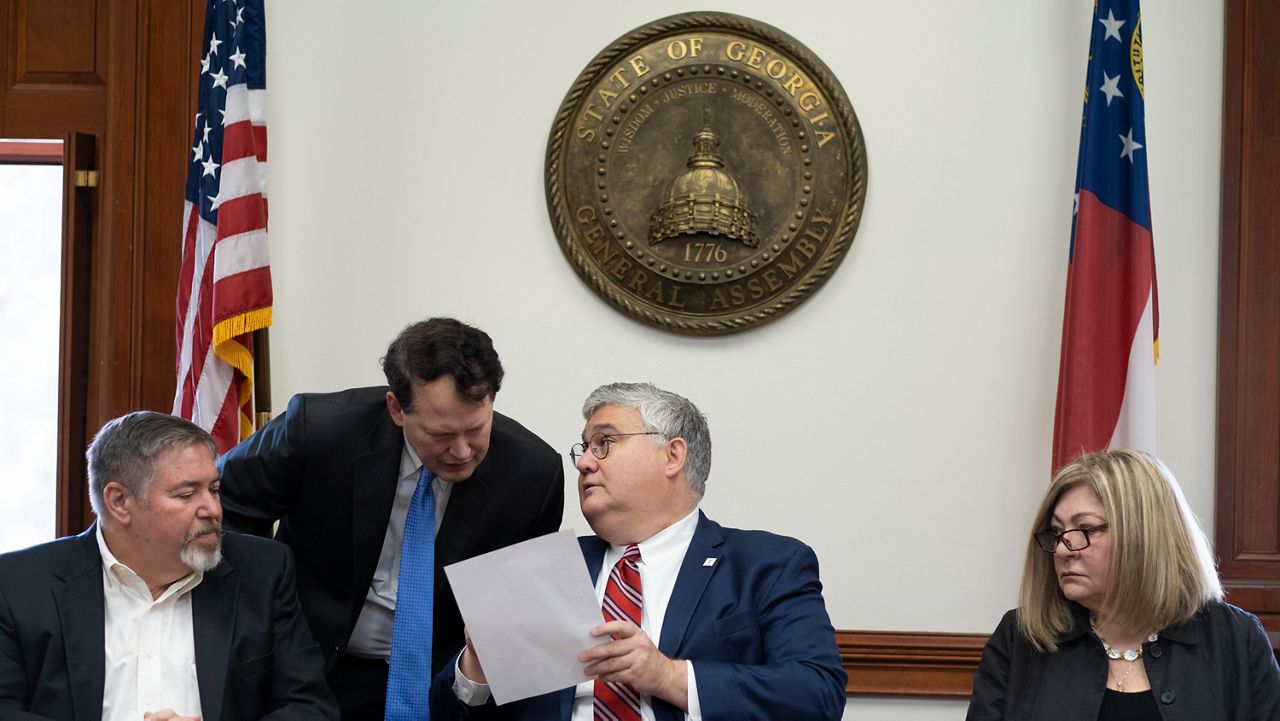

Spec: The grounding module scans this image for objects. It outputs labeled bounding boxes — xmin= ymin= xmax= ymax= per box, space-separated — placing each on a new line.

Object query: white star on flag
xmin=1099 ymin=72 xmax=1124 ymax=106
xmin=230 ymin=48 xmax=247 ymax=69
xmin=1099 ymin=9 xmax=1126 ymax=42
xmin=208 ymin=33 xmax=222 ymax=56
xmin=211 ymin=68 xmax=229 ymax=89
xmin=1119 ymin=128 xmax=1144 ymax=162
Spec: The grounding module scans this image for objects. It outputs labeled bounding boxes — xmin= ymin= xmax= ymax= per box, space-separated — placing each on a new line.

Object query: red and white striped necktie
xmin=594 ymin=544 xmax=643 ymax=721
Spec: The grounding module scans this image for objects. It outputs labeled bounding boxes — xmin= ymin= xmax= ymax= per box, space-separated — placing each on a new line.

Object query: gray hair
xmin=86 ymin=411 xmax=219 ymax=517
xmin=582 ymin=382 xmax=711 ymax=498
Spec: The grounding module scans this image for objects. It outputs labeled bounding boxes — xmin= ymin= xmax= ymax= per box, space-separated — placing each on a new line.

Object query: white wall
xmin=265 ymin=2 xmax=1223 ymax=717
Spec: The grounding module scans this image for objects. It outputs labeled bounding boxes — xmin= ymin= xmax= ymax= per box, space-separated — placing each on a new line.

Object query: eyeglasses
xmin=569 ymin=432 xmax=659 ymax=463
xmin=1034 ymin=524 xmax=1109 ymax=553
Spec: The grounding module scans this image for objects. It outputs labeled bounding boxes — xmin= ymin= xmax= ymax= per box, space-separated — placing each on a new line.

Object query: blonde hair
xmin=1016 ymin=449 xmax=1221 ymax=652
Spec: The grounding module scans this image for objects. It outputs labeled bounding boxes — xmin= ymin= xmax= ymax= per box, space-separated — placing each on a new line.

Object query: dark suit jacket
xmin=966 ymin=601 xmax=1280 ymax=721
xmin=431 ymin=512 xmax=847 ymax=721
xmin=216 ymin=386 xmax=565 ymax=675
xmin=0 ymin=528 xmax=338 ymax=720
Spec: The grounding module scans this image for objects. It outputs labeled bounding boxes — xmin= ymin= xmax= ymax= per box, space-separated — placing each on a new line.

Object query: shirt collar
xmin=95 ymin=523 xmax=204 ymax=603
xmin=610 ymin=507 xmax=700 ymax=569
xmin=399 ymin=433 xmax=424 ymax=479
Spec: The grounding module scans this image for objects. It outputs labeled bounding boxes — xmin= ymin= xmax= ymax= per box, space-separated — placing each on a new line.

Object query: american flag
xmin=174 ymin=0 xmax=271 ymax=453
xmin=1052 ymin=0 xmax=1158 ymax=472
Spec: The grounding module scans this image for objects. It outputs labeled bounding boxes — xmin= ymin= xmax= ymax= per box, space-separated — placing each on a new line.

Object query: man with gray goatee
xmin=0 ymin=411 xmax=337 ymax=720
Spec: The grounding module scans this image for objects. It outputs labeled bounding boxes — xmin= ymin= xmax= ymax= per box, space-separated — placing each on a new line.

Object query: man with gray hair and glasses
xmin=433 ymin=382 xmax=846 ymax=721
xmin=0 ymin=411 xmax=337 ymax=720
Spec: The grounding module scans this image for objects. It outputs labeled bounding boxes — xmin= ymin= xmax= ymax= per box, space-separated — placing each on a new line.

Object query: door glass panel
xmin=0 ymin=139 xmax=63 ymax=553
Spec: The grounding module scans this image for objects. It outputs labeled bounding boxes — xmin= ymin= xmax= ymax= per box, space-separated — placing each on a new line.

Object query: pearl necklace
xmin=1092 ymin=622 xmax=1159 ymax=662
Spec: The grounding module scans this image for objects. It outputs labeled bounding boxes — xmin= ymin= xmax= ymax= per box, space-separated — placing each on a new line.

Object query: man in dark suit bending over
xmin=0 ymin=411 xmax=338 ymax=720
xmin=433 ymin=382 xmax=846 ymax=721
xmin=217 ymin=318 xmax=565 ymax=719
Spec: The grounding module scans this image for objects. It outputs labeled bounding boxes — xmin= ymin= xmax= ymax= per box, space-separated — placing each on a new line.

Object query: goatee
xmin=181 ymin=521 xmax=223 ymax=572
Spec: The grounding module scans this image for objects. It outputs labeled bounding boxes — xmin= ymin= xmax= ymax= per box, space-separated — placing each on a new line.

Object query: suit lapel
xmin=435 ymin=456 xmax=494 ymax=567
xmin=557 ymin=684 xmax=576 ymax=721
xmin=193 ymin=560 xmax=238 ymax=721
xmin=52 ymin=529 xmax=107 ymax=721
xmin=579 ymin=536 xmax=608 ymax=585
xmin=570 ymin=536 xmax=608 ymax=721
xmin=350 ymin=414 xmax=403 ymax=611
xmin=657 ymin=512 xmax=724 ymax=656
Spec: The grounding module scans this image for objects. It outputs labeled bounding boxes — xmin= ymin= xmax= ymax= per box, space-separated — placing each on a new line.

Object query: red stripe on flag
xmin=216 ymin=194 xmax=268 ymax=239
xmin=221 ymin=119 xmax=267 ymax=164
xmin=1052 ymin=190 xmax=1155 ymax=470
xmin=209 ymin=370 xmax=244 ymax=453
xmin=253 ymin=124 xmax=267 ymax=161
xmin=213 ymin=267 xmax=273 ymax=319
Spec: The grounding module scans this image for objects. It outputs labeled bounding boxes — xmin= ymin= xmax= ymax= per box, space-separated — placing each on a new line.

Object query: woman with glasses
xmin=966 ymin=448 xmax=1280 ymax=721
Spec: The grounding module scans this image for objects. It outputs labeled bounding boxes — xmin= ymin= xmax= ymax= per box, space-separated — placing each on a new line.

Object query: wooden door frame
xmin=1 ymin=0 xmax=205 ymax=534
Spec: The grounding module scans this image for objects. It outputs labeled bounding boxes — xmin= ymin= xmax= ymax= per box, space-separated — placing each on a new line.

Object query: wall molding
xmin=838 ymin=630 xmax=987 ymax=697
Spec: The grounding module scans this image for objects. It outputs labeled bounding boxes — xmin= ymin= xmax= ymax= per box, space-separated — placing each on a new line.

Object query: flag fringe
xmin=213 ymin=307 xmax=271 ymax=443
xmin=214 ymin=334 xmax=255 ymax=383
xmin=237 ymin=374 xmax=255 ymax=440
xmin=212 ymin=306 xmax=273 ymax=355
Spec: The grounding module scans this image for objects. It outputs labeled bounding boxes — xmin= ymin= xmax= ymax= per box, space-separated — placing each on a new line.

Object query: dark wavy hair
xmin=381 ymin=318 xmax=504 ymax=410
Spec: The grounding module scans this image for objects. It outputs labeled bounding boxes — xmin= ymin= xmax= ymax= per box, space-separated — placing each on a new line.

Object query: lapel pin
xmin=703 ymin=557 xmax=717 ymax=567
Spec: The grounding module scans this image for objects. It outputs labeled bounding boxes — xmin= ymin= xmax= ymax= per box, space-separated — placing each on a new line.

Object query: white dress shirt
xmin=571 ymin=507 xmax=703 ymax=721
xmin=346 ymin=436 xmax=452 ymax=658
xmin=453 ymin=508 xmax=704 ymax=720
xmin=96 ymin=525 xmax=204 ymax=721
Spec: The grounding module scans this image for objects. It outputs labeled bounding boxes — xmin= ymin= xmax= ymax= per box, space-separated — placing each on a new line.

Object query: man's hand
xmin=579 ymin=620 xmax=688 ymax=711
xmin=143 ymin=710 xmax=200 ymax=721
xmin=458 ymin=625 xmax=487 ymax=684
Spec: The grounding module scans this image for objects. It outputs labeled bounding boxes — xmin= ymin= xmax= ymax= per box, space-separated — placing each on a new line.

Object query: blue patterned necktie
xmin=385 ymin=466 xmax=435 ymax=720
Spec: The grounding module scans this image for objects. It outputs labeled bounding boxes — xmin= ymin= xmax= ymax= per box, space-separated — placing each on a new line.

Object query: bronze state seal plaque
xmin=546 ymin=12 xmax=867 ymax=335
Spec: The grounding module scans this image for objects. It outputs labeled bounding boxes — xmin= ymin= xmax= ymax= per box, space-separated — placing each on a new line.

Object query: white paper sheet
xmin=444 ymin=529 xmax=603 ymax=705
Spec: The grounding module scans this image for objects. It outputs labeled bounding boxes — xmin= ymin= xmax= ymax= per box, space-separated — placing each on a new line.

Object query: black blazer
xmin=0 ymin=528 xmax=338 ymax=720
xmin=967 ymin=601 xmax=1280 ymax=721
xmin=217 ymin=386 xmax=565 ymax=674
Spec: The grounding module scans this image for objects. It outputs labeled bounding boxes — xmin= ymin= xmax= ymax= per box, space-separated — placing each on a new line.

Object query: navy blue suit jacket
xmin=0 ymin=528 xmax=338 ymax=720
xmin=432 ymin=512 xmax=846 ymax=721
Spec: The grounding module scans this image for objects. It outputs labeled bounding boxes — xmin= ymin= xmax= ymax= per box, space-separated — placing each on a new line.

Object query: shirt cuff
xmin=686 ymin=660 xmax=701 ymax=721
xmin=452 ymin=653 xmax=492 ymax=706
